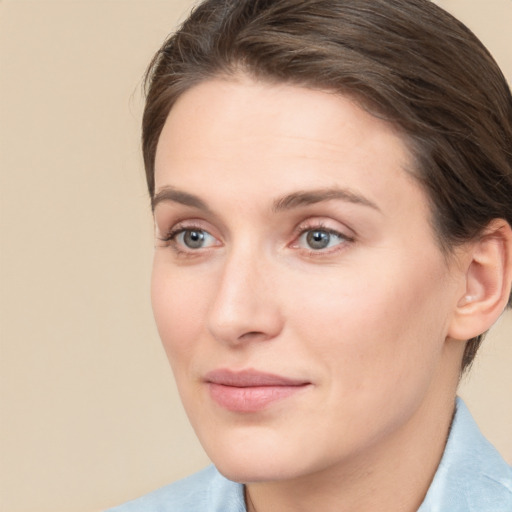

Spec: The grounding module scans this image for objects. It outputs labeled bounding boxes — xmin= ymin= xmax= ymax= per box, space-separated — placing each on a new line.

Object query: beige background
xmin=0 ymin=1 xmax=511 ymax=511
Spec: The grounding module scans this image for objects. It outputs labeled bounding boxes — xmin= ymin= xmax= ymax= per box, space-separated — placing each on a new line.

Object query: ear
xmin=448 ymin=219 xmax=512 ymax=341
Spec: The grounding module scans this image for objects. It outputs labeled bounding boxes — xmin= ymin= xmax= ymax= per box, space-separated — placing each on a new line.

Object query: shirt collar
xmin=418 ymin=397 xmax=512 ymax=512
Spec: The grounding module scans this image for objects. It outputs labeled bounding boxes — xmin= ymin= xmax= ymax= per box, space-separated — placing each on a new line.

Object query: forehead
xmin=154 ymin=76 xmax=426 ymax=222
xmin=158 ymin=76 xmax=407 ymax=151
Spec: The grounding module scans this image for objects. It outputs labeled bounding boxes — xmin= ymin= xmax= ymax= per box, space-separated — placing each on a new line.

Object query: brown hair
xmin=142 ymin=0 xmax=512 ymax=371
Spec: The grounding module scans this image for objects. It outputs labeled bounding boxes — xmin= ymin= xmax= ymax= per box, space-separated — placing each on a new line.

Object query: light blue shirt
xmin=107 ymin=398 xmax=512 ymax=511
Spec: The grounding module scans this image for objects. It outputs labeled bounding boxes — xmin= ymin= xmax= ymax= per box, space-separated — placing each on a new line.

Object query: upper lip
xmin=204 ymin=369 xmax=310 ymax=387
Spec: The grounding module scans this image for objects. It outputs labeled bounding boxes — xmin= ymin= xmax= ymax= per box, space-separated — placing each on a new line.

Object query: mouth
xmin=204 ymin=369 xmax=311 ymax=413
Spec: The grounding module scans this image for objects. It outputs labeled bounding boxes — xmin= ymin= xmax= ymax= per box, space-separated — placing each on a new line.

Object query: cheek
xmin=287 ymin=254 xmax=452 ymax=393
xmin=150 ymin=260 xmax=210 ymax=364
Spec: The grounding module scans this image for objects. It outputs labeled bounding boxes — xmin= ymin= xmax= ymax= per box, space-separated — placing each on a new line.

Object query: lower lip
xmin=208 ymin=383 xmax=309 ymax=412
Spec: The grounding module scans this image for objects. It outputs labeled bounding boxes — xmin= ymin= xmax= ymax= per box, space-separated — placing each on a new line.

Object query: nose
xmin=207 ymin=247 xmax=284 ymax=346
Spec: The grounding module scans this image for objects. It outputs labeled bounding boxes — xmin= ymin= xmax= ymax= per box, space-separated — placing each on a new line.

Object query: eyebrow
xmin=272 ymin=187 xmax=380 ymax=213
xmin=152 ymin=186 xmax=212 ymax=213
xmin=151 ymin=185 xmax=380 ymax=214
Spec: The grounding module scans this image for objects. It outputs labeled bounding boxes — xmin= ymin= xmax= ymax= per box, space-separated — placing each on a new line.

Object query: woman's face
xmin=151 ymin=77 xmax=464 ymax=483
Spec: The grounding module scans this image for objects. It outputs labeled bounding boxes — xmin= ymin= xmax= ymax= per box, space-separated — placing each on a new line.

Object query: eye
xmin=173 ymin=228 xmax=217 ymax=250
xmin=296 ymin=227 xmax=350 ymax=251
xmin=157 ymin=223 xmax=221 ymax=254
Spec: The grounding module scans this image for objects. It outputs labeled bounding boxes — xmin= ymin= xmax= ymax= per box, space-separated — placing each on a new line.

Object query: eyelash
xmin=157 ymin=221 xmax=354 ymax=257
xmin=158 ymin=224 xmax=201 ymax=244
xmin=292 ymin=222 xmax=354 ymax=256
xmin=157 ymin=222 xmax=215 ymax=256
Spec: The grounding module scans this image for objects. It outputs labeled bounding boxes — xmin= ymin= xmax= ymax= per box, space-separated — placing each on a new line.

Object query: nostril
xmin=238 ymin=331 xmax=268 ymax=342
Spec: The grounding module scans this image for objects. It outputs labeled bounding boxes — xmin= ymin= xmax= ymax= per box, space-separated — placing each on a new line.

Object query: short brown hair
xmin=142 ymin=0 xmax=512 ymax=371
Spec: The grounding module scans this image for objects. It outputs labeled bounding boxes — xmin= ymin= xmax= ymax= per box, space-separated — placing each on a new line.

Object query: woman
xmin=109 ymin=0 xmax=512 ymax=510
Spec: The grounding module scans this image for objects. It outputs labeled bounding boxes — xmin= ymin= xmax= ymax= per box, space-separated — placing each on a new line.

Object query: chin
xmin=200 ymin=431 xmax=316 ymax=484
xmin=207 ymin=444 xmax=283 ymax=482
xmin=214 ymin=456 xmax=298 ymax=484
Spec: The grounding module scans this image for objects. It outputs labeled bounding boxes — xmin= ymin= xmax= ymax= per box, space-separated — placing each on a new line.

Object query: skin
xmin=151 ymin=76 xmax=470 ymax=512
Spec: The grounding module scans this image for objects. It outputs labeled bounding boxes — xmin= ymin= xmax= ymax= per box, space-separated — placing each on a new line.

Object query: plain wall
xmin=0 ymin=1 xmax=510 ymax=511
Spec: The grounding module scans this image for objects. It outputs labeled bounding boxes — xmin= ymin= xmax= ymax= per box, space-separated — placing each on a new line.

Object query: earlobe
xmin=448 ymin=219 xmax=512 ymax=341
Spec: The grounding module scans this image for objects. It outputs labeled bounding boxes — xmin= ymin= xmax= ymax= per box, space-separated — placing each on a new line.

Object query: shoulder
xmin=105 ymin=465 xmax=246 ymax=512
xmin=419 ymin=398 xmax=512 ymax=512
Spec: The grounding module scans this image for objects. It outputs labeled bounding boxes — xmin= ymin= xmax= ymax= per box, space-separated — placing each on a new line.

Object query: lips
xmin=204 ymin=369 xmax=311 ymax=412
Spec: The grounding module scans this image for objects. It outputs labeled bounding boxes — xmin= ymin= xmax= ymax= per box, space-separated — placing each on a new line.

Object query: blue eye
xmin=174 ymin=229 xmax=217 ymax=249
xmin=299 ymin=229 xmax=345 ymax=250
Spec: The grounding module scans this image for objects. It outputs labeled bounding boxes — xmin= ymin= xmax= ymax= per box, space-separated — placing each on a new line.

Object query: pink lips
xmin=204 ymin=369 xmax=310 ymax=413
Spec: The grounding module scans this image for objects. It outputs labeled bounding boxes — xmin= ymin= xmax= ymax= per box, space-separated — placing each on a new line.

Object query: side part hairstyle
xmin=142 ymin=0 xmax=512 ymax=371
